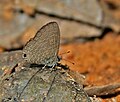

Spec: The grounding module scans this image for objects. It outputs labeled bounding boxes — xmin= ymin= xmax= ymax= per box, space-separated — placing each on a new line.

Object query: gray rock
xmin=0 ymin=5 xmax=34 ymax=49
xmin=100 ymin=1 xmax=120 ymax=32
xmin=0 ymin=50 xmax=22 ymax=70
xmin=35 ymin=0 xmax=103 ymax=26
xmin=25 ymin=14 xmax=102 ymax=44
xmin=0 ymin=66 xmax=91 ymax=102
xmin=0 ymin=50 xmax=91 ymax=102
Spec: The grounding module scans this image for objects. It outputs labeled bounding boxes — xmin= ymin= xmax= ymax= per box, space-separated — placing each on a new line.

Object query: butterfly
xmin=18 ymin=22 xmax=60 ymax=100
xmin=22 ymin=22 xmax=60 ymax=67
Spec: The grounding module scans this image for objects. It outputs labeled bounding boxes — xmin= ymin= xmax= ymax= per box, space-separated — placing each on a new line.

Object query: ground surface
xmin=0 ymin=29 xmax=120 ymax=102
xmin=60 ymin=33 xmax=120 ymax=101
xmin=0 ymin=0 xmax=120 ymax=101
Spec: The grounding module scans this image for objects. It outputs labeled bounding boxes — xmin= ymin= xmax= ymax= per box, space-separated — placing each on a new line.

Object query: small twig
xmin=84 ymin=83 xmax=120 ymax=96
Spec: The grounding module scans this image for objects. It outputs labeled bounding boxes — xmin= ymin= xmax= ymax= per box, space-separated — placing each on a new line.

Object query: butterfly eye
xmin=23 ymin=53 xmax=27 ymax=58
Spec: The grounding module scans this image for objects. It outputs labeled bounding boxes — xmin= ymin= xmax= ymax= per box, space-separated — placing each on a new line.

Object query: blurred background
xmin=0 ymin=0 xmax=120 ymax=101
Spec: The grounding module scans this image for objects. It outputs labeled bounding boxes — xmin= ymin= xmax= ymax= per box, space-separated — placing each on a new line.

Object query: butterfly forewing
xmin=22 ymin=22 xmax=60 ymax=66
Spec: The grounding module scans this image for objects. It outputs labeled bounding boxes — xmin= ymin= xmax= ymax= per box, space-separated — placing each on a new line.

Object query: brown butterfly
xmin=22 ymin=22 xmax=60 ymax=67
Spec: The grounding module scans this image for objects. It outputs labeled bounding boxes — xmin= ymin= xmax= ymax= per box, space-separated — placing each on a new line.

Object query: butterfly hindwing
xmin=22 ymin=22 xmax=60 ymax=66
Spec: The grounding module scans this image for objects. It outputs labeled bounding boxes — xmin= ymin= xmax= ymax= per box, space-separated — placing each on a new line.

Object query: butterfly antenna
xmin=59 ymin=51 xmax=74 ymax=65
xmin=59 ymin=51 xmax=70 ymax=55
xmin=62 ymin=58 xmax=75 ymax=65
xmin=18 ymin=65 xmax=46 ymax=100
